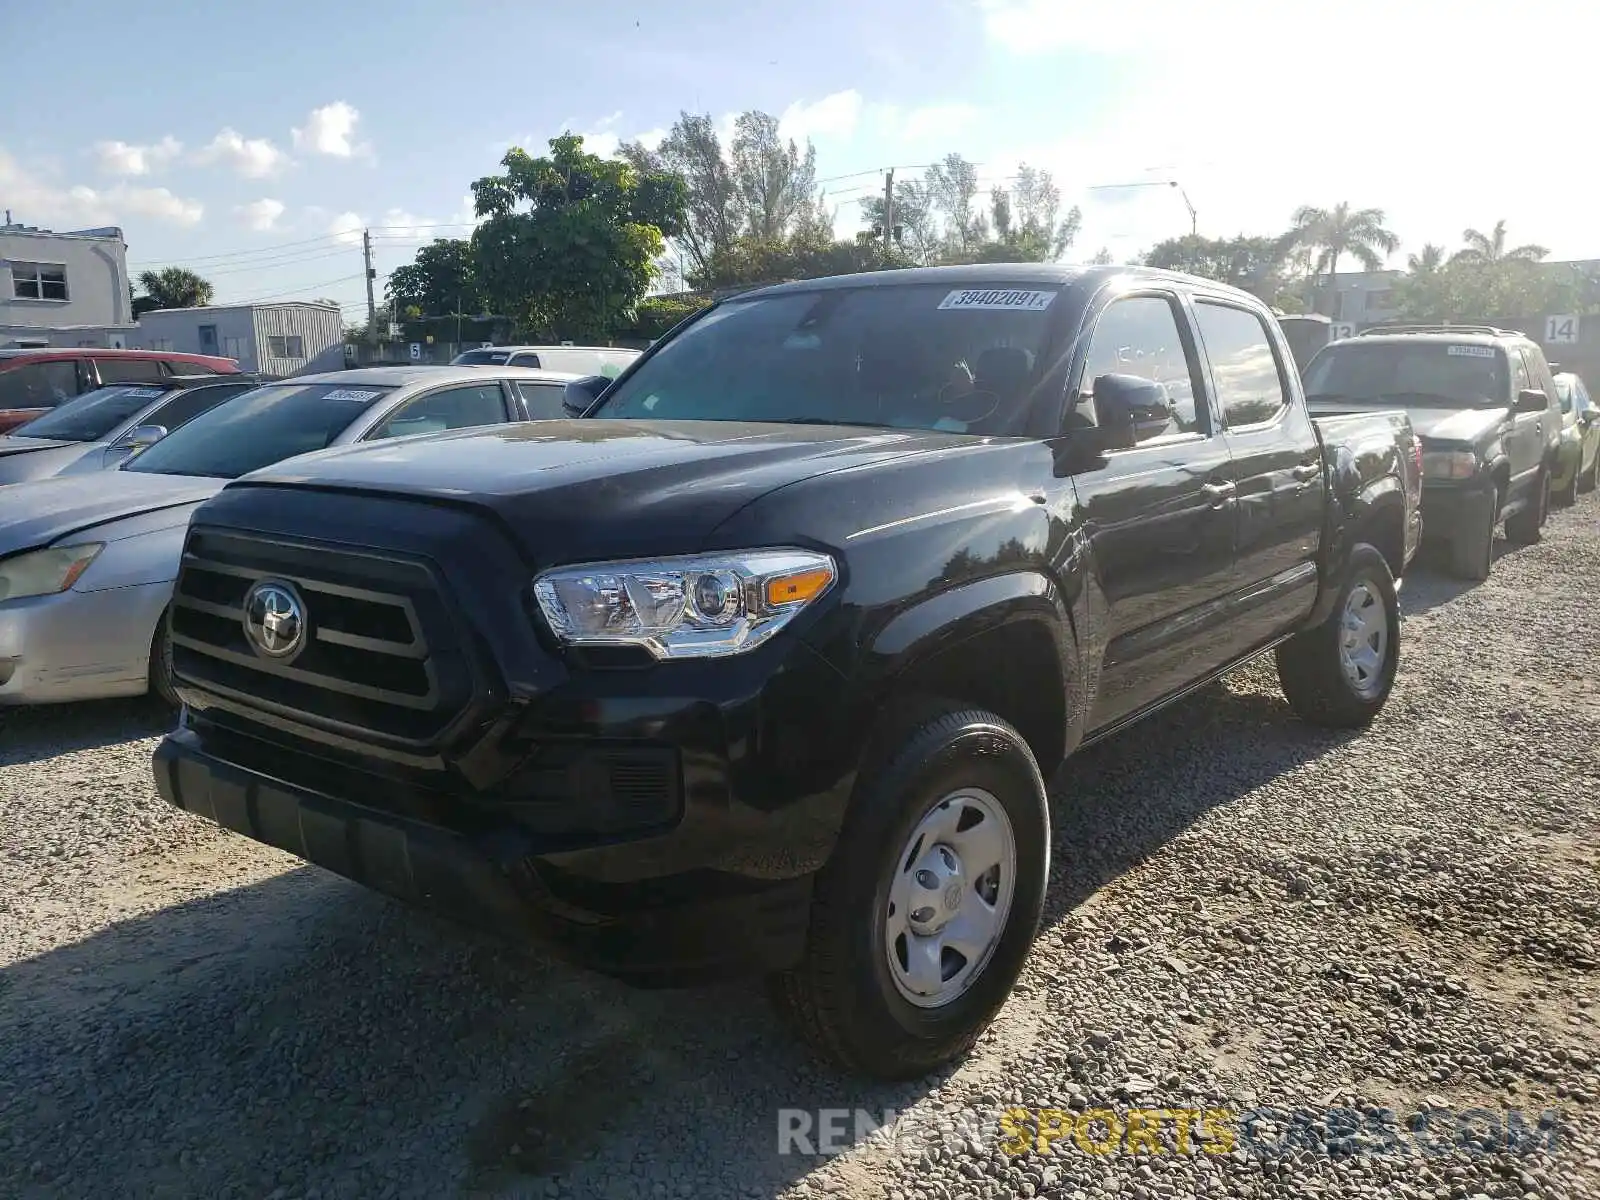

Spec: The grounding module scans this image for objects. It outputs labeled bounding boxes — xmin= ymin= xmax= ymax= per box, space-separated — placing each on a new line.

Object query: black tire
xmin=769 ymin=701 xmax=1049 ymax=1080
xmin=1504 ymin=467 xmax=1549 ymax=545
xmin=1555 ymin=462 xmax=1578 ymax=508
xmin=148 ymin=608 xmax=180 ymax=709
xmin=1447 ymin=488 xmax=1495 ymax=582
xmin=1275 ymin=543 xmax=1400 ymax=729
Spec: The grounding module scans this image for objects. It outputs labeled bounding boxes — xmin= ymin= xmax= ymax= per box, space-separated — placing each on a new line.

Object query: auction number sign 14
xmin=1545 ymin=314 xmax=1579 ymax=344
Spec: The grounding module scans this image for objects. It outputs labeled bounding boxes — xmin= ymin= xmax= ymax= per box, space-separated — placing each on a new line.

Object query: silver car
xmin=0 ymin=376 xmax=262 ymax=486
xmin=0 ymin=364 xmax=581 ymax=706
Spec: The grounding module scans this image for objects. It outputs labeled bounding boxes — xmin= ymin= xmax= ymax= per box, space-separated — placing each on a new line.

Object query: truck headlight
xmin=0 ymin=543 xmax=105 ymax=602
xmin=1421 ymin=450 xmax=1478 ymax=481
xmin=532 ymin=549 xmax=837 ymax=660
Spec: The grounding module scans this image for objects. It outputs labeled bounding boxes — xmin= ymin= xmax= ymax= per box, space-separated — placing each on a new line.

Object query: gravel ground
xmin=3 ymin=496 xmax=1597 ymax=1200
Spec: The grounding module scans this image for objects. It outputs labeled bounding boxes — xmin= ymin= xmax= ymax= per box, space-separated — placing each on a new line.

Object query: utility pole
xmin=883 ymin=168 xmax=895 ymax=257
xmin=362 ymin=228 xmax=378 ymax=342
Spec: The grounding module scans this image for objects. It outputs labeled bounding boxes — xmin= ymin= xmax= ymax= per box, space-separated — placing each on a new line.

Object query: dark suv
xmin=1301 ymin=325 xmax=1561 ymax=580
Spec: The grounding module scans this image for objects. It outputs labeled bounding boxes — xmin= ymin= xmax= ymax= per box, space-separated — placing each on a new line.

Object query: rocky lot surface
xmin=3 ymin=497 xmax=1597 ymax=1200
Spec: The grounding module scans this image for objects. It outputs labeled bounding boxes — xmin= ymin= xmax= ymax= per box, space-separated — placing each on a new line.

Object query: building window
xmin=267 ymin=335 xmax=306 ymax=359
xmin=10 ymin=262 xmax=69 ymax=301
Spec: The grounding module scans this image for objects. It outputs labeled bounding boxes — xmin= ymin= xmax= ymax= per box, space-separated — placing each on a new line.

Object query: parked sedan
xmin=0 ymin=364 xmax=579 ymax=707
xmin=0 ymin=376 xmax=261 ymax=486
xmin=1552 ymin=371 xmax=1600 ymax=504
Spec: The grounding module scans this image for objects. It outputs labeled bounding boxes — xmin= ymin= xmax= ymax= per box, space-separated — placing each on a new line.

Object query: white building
xmin=136 ymin=301 xmax=345 ymax=377
xmin=0 ymin=220 xmax=137 ymax=348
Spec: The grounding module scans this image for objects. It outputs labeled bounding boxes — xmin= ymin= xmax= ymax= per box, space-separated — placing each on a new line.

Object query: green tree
xmin=926 ymin=153 xmax=984 ymax=258
xmin=134 ymin=267 xmax=213 ymax=314
xmin=386 ymin=238 xmax=482 ymax=320
xmin=730 ymin=111 xmax=819 ymax=241
xmin=1142 ymin=233 xmax=1286 ymax=293
xmin=1279 ymin=203 xmax=1399 ymax=313
xmin=470 ymin=133 xmax=686 ymax=340
xmin=1407 ymin=243 xmax=1447 ymax=274
xmin=859 ymin=179 xmax=939 ymax=264
xmin=621 ymin=112 xmax=739 ymax=280
xmin=1451 ymin=220 xmax=1548 ymax=266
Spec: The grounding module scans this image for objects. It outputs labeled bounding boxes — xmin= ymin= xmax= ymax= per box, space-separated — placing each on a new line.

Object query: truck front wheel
xmin=769 ymin=703 xmax=1049 ymax=1080
xmin=1275 ymin=543 xmax=1400 ymax=729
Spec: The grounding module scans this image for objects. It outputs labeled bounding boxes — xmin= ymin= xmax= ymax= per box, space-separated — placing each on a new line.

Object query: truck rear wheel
xmin=769 ymin=702 xmax=1049 ymax=1080
xmin=1275 ymin=544 xmax=1400 ymax=729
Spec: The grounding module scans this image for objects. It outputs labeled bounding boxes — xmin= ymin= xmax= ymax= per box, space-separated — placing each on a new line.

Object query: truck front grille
xmin=170 ymin=528 xmax=474 ymax=744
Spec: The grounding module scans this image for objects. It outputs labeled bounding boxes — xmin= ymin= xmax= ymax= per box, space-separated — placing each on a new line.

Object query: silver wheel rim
xmin=1338 ymin=580 xmax=1388 ymax=700
xmin=884 ymin=787 xmax=1017 ymax=1009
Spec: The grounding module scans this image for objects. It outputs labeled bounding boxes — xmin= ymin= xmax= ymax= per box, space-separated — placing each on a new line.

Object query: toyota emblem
xmin=242 ymin=579 xmax=307 ymax=662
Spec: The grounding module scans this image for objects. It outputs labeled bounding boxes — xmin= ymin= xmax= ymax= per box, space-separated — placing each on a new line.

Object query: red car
xmin=0 ymin=348 xmax=242 ymax=434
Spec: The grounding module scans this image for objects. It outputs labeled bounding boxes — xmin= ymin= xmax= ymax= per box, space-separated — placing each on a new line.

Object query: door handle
xmin=1201 ymin=480 xmax=1235 ymax=507
xmin=1291 ymin=462 xmax=1320 ymax=482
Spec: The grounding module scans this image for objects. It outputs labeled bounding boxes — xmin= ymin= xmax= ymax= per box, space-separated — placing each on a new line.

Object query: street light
xmin=1088 ymin=179 xmax=1197 ymax=236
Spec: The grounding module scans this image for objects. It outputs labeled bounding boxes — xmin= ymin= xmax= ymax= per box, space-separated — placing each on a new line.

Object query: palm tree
xmin=1407 ymin=243 xmax=1446 ymax=274
xmin=1280 ymin=203 xmax=1400 ymax=314
xmin=135 ymin=267 xmax=214 ymax=311
xmin=1451 ymin=220 xmax=1548 ymax=266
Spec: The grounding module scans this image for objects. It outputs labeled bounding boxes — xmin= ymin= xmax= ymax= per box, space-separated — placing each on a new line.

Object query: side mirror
xmin=562 ymin=375 xmax=610 ymax=417
xmin=1515 ymin=388 xmax=1549 ymax=414
xmin=1092 ymin=373 xmax=1175 ymax=450
xmin=120 ymin=424 xmax=169 ymax=453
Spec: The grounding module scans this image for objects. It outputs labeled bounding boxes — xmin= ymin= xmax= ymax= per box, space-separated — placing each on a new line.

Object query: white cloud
xmin=325 ymin=210 xmax=366 ymax=246
xmin=634 ymin=127 xmax=668 ymax=152
xmin=1 ymin=148 xmax=203 ymax=228
xmin=92 ymin=135 xmax=182 ymax=177
xmin=195 ymin=127 xmax=288 ymax=178
xmin=779 ymin=90 xmax=864 ymax=144
xmin=966 ymin=0 xmax=1600 ymax=263
xmin=236 ymin=198 xmax=286 ymax=232
xmin=292 ymin=101 xmax=369 ymax=158
xmin=579 ymin=129 xmax=621 ymax=159
xmin=894 ymin=103 xmax=980 ymax=144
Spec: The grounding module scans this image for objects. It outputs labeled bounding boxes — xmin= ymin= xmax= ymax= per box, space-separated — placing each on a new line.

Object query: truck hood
xmin=228 ymin=418 xmax=991 ymax=560
xmin=0 ymin=434 xmax=77 ymax=458
xmin=0 ymin=470 xmax=224 ymax=558
xmin=1397 ymin=406 xmax=1507 ymax=445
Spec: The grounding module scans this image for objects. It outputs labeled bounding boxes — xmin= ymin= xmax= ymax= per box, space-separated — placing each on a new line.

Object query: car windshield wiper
xmin=1377 ymin=390 xmax=1474 ymax=406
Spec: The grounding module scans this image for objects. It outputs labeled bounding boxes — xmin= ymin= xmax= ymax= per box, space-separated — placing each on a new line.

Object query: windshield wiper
xmin=1378 ymin=390 xmax=1475 ymax=406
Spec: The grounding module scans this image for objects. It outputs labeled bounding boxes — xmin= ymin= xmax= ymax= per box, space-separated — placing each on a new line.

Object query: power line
xmin=228 ymin=273 xmax=367 ymax=304
xmin=129 ymin=231 xmax=349 ymax=268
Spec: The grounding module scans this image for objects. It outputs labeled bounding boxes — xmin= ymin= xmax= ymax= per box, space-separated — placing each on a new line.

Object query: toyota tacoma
xmin=152 ymin=265 xmax=1420 ymax=1080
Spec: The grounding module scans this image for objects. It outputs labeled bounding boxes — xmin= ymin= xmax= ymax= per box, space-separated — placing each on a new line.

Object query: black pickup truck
xmin=152 ymin=265 xmax=1420 ymax=1080
xmin=1302 ymin=324 xmax=1561 ymax=580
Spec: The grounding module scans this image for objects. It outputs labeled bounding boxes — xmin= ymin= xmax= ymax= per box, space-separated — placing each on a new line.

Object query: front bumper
xmin=0 ymin=580 xmax=169 ymax=704
xmin=153 ymin=726 xmax=816 ymax=984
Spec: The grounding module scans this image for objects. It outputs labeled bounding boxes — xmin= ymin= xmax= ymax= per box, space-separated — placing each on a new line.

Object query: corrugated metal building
xmin=136 ymin=301 xmax=344 ymax=377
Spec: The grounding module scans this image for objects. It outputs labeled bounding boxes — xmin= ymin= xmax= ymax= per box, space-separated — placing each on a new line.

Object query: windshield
xmin=1303 ymin=341 xmax=1509 ymax=408
xmin=124 ymin=382 xmax=396 ymax=478
xmin=588 ymin=283 xmax=1061 ymax=433
xmin=452 ymin=349 xmax=514 ymax=365
xmin=7 ymin=385 xmax=171 ymax=442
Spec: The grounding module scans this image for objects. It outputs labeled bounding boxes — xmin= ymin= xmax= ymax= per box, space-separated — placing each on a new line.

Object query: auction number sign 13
xmin=1545 ymin=314 xmax=1579 ymax=344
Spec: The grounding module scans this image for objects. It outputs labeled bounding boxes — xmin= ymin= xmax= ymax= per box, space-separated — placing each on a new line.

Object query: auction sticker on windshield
xmin=938 ymin=288 xmax=1057 ymax=312
xmin=118 ymin=387 xmax=165 ymax=399
xmin=1446 ymin=345 xmax=1497 ymax=358
xmin=322 ymin=389 xmax=383 ymax=402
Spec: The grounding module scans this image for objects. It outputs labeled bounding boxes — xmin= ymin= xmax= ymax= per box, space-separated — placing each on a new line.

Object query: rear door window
xmin=1193 ymin=301 xmax=1290 ymax=428
xmin=96 ymin=357 xmax=167 ymax=384
xmin=0 ymin=361 xmax=79 ymax=410
xmin=170 ymin=359 xmax=218 ymax=375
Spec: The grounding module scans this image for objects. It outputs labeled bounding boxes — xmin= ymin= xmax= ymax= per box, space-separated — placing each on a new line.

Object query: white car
xmin=451 ymin=344 xmax=640 ymax=379
xmin=0 ymin=364 xmax=580 ymax=706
